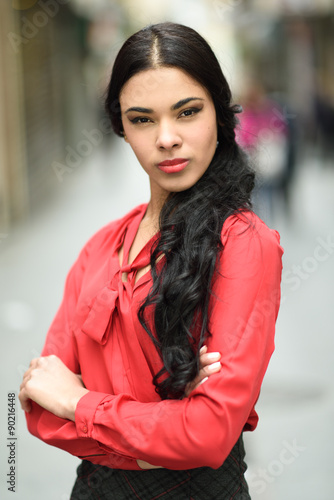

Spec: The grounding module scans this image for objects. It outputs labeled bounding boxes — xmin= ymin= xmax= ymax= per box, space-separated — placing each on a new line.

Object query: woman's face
xmin=119 ymin=67 xmax=218 ymax=201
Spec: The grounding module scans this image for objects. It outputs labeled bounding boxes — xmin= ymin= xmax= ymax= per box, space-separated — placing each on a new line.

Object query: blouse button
xmin=82 ymin=425 xmax=88 ymax=434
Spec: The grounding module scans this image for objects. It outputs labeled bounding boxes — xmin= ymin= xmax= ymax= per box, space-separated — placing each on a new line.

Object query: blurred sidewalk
xmin=0 ymin=138 xmax=333 ymax=499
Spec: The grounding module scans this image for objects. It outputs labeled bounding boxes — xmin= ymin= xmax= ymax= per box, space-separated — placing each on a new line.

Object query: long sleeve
xmin=24 ymin=228 xmax=141 ymax=469
xmin=73 ymin=214 xmax=283 ymax=470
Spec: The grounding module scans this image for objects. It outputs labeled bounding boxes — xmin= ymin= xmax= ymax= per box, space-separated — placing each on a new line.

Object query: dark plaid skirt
xmin=70 ymin=434 xmax=251 ymax=499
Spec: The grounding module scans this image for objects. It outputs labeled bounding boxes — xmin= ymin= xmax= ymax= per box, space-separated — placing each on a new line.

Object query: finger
xmin=185 ymin=373 xmax=209 ymax=397
xmin=29 ymin=357 xmax=40 ymax=368
xmin=22 ymin=368 xmax=33 ymax=383
xmin=197 ymin=376 xmax=209 ymax=387
xmin=22 ymin=365 xmax=43 ymax=386
xmin=199 ymin=360 xmax=221 ymax=379
xmin=18 ymin=389 xmax=32 ymax=413
xmin=36 ymin=356 xmax=48 ymax=367
xmin=189 ymin=362 xmax=222 ymax=394
xmin=20 ymin=373 xmax=32 ymax=395
xmin=185 ymin=350 xmax=222 ymax=397
xmin=22 ymin=399 xmax=32 ymax=413
xmin=199 ymin=345 xmax=207 ymax=355
xmin=22 ymin=358 xmax=40 ymax=383
xmin=189 ymin=360 xmax=222 ymax=391
xmin=199 ymin=351 xmax=221 ymax=369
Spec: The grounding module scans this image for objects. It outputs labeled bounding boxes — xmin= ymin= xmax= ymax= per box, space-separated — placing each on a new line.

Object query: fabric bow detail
xmin=81 ymin=287 xmax=119 ymax=345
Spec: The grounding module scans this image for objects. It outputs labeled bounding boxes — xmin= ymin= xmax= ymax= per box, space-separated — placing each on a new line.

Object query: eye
xmin=179 ymin=107 xmax=202 ymax=118
xmin=129 ymin=116 xmax=152 ymax=124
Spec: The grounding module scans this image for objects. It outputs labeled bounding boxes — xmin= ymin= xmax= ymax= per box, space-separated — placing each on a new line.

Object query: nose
xmin=155 ymin=120 xmax=182 ymax=150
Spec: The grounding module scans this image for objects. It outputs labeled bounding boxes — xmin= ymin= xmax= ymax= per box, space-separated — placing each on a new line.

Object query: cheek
xmin=127 ymin=137 xmax=153 ymax=170
xmin=191 ymin=122 xmax=217 ymax=152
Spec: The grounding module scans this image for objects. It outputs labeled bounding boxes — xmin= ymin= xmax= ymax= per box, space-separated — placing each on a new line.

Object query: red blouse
xmin=25 ymin=204 xmax=283 ymax=471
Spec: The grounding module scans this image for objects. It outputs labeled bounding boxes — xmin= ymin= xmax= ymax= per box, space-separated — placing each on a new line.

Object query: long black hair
xmin=105 ymin=22 xmax=255 ymax=400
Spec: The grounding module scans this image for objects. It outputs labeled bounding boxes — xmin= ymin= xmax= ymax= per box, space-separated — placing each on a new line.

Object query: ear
xmin=121 ymin=131 xmax=129 ymax=143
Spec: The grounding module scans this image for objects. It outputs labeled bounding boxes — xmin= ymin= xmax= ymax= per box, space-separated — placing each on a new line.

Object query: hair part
xmin=151 ymin=35 xmax=161 ymax=67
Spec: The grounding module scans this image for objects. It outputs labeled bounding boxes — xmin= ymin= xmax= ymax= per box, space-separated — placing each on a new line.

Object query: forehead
xmin=119 ymin=67 xmax=210 ymax=106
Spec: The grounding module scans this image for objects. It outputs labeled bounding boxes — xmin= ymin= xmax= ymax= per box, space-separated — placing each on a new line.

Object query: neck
xmin=144 ymin=182 xmax=169 ymax=230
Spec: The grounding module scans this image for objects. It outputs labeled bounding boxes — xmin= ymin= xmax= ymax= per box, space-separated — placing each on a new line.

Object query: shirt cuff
xmin=75 ymin=390 xmax=111 ymax=438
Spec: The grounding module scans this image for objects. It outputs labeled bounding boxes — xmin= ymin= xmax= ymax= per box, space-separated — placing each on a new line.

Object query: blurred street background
xmin=0 ymin=1 xmax=334 ymax=499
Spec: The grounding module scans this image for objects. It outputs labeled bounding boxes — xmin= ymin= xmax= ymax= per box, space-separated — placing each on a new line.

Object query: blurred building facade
xmin=1 ymin=2 xmax=88 ymax=232
xmin=0 ymin=0 xmax=333 ymax=233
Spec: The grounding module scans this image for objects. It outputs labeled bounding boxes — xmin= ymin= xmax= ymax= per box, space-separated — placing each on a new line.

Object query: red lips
xmin=157 ymin=159 xmax=189 ymax=174
xmin=158 ymin=158 xmax=188 ymax=167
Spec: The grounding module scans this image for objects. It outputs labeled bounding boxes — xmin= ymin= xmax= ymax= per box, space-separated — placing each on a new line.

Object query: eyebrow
xmin=124 ymin=97 xmax=204 ymax=114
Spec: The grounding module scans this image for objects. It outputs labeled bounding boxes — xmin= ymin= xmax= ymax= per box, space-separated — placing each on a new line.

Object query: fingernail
xmin=199 ymin=346 xmax=207 ymax=354
xmin=198 ymin=377 xmax=209 ymax=386
xmin=208 ymin=362 xmax=221 ymax=371
xmin=207 ymin=352 xmax=221 ymax=361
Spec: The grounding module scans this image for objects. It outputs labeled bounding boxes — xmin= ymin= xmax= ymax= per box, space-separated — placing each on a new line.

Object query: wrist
xmin=67 ymin=388 xmax=89 ymax=422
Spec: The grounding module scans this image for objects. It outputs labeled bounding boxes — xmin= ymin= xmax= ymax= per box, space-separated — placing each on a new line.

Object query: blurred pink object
xmin=237 ymin=99 xmax=288 ymax=149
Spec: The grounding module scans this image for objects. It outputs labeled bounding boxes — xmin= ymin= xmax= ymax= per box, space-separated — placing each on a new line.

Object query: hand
xmin=19 ymin=355 xmax=89 ymax=421
xmin=185 ymin=345 xmax=221 ymax=397
xmin=137 ymin=346 xmax=221 ymax=469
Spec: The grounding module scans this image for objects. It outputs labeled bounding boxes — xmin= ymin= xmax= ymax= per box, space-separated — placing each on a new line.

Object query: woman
xmin=19 ymin=22 xmax=283 ymax=499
